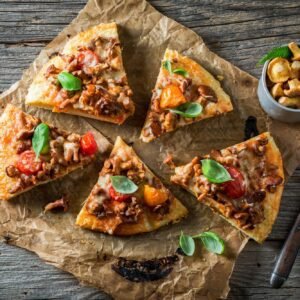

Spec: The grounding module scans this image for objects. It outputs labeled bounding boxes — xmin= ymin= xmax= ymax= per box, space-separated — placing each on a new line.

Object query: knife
xmin=270 ymin=212 xmax=300 ymax=288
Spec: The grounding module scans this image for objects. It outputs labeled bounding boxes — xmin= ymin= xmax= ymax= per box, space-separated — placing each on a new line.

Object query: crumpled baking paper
xmin=0 ymin=0 xmax=299 ymax=299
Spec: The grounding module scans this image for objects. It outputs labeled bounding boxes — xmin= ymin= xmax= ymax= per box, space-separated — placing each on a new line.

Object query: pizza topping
xmin=160 ymin=84 xmax=187 ymax=109
xmin=201 ymin=159 xmax=232 ymax=183
xmin=109 ymin=186 xmax=131 ymax=202
xmin=77 ymin=50 xmax=100 ymax=74
xmin=169 ymin=102 xmax=203 ymax=118
xmin=57 ymin=71 xmax=82 ymax=91
xmin=198 ymin=85 xmax=218 ymax=103
xmin=162 ymin=60 xmax=189 ymax=77
xmin=32 ymin=123 xmax=50 ymax=157
xmin=6 ymin=165 xmax=20 ymax=178
xmin=80 ymin=132 xmax=98 ymax=156
xmin=143 ymin=185 xmax=168 ymax=207
xmin=110 ymin=176 xmax=138 ymax=194
xmin=221 ymin=166 xmax=246 ymax=199
xmin=16 ymin=150 xmax=43 ymax=175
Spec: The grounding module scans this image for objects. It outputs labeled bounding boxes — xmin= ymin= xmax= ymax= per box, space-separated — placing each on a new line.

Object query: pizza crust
xmin=0 ymin=105 xmax=87 ymax=201
xmin=76 ymin=137 xmax=188 ymax=235
xmin=26 ymin=22 xmax=133 ymax=124
xmin=140 ymin=49 xmax=233 ymax=142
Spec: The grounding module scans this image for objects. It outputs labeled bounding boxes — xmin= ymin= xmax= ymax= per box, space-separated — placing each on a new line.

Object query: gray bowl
xmin=257 ymin=60 xmax=300 ymax=123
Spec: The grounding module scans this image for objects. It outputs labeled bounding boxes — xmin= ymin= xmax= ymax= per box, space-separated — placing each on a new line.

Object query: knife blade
xmin=270 ymin=212 xmax=300 ymax=288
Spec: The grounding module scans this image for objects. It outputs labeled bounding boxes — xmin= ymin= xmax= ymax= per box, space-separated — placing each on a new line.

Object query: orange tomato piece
xmin=143 ymin=185 xmax=168 ymax=207
xmin=160 ymin=84 xmax=187 ymax=109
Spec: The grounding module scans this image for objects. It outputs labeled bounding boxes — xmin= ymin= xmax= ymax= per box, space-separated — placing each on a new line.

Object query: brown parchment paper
xmin=1 ymin=0 xmax=300 ymax=299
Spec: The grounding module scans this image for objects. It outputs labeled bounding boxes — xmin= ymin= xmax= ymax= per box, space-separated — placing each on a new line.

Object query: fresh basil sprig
xmin=162 ymin=60 xmax=173 ymax=74
xmin=179 ymin=231 xmax=225 ymax=256
xmin=193 ymin=232 xmax=225 ymax=254
xmin=201 ymin=159 xmax=232 ymax=183
xmin=57 ymin=71 xmax=82 ymax=91
xmin=162 ymin=59 xmax=189 ymax=77
xmin=179 ymin=232 xmax=195 ymax=256
xmin=257 ymin=45 xmax=292 ymax=66
xmin=169 ymin=102 xmax=203 ymax=118
xmin=173 ymin=68 xmax=189 ymax=77
xmin=32 ymin=123 xmax=50 ymax=158
xmin=110 ymin=176 xmax=138 ymax=194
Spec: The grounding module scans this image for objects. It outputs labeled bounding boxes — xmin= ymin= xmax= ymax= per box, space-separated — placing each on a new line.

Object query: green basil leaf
xmin=162 ymin=60 xmax=172 ymax=74
xmin=179 ymin=232 xmax=195 ymax=256
xmin=194 ymin=232 xmax=225 ymax=254
xmin=169 ymin=102 xmax=203 ymax=118
xmin=172 ymin=68 xmax=189 ymax=77
xmin=257 ymin=45 xmax=292 ymax=66
xmin=110 ymin=176 xmax=138 ymax=194
xmin=32 ymin=123 xmax=50 ymax=158
xmin=57 ymin=71 xmax=82 ymax=91
xmin=201 ymin=159 xmax=232 ymax=183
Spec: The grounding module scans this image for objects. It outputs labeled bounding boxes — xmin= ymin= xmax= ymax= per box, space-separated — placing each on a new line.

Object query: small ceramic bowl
xmin=257 ymin=60 xmax=300 ymax=123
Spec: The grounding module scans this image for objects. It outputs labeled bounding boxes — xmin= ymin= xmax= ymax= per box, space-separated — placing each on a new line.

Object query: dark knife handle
xmin=270 ymin=213 xmax=300 ymax=288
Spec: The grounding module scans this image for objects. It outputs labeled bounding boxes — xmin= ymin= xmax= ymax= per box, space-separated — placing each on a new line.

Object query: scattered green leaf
xmin=194 ymin=232 xmax=225 ymax=255
xmin=179 ymin=232 xmax=195 ymax=256
xmin=110 ymin=176 xmax=138 ymax=194
xmin=169 ymin=102 xmax=202 ymax=118
xmin=201 ymin=159 xmax=232 ymax=183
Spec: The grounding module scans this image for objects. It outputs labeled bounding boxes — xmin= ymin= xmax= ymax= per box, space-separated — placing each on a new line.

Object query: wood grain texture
xmin=0 ymin=0 xmax=299 ymax=299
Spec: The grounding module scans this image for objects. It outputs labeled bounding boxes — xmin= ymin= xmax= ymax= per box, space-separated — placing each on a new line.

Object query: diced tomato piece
xmin=222 ymin=166 xmax=246 ymax=199
xmin=143 ymin=185 xmax=168 ymax=207
xmin=160 ymin=84 xmax=187 ymax=109
xmin=77 ymin=50 xmax=100 ymax=69
xmin=109 ymin=186 xmax=130 ymax=202
xmin=16 ymin=150 xmax=42 ymax=175
xmin=80 ymin=132 xmax=98 ymax=156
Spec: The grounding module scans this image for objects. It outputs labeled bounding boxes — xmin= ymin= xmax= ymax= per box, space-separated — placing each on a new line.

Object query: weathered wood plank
xmin=0 ymin=0 xmax=299 ymax=299
xmin=0 ymin=240 xmax=299 ymax=299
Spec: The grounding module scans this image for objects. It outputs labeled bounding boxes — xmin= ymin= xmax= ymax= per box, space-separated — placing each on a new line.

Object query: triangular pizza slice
xmin=26 ymin=22 xmax=135 ymax=124
xmin=76 ymin=136 xmax=188 ymax=235
xmin=171 ymin=132 xmax=284 ymax=243
xmin=140 ymin=49 xmax=233 ymax=142
xmin=0 ymin=105 xmax=99 ymax=201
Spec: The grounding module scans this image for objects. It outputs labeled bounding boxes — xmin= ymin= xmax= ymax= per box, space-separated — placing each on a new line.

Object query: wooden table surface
xmin=0 ymin=0 xmax=299 ymax=299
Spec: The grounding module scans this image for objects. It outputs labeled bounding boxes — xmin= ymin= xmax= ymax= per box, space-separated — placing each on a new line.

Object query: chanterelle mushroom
xmin=284 ymin=78 xmax=300 ymax=97
xmin=278 ymin=96 xmax=300 ymax=108
xmin=288 ymin=42 xmax=300 ymax=61
xmin=291 ymin=61 xmax=300 ymax=79
xmin=271 ymin=83 xmax=285 ymax=99
xmin=267 ymin=57 xmax=291 ymax=83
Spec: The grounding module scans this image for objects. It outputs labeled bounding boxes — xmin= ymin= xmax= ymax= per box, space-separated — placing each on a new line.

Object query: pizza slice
xmin=76 ymin=136 xmax=188 ymax=235
xmin=140 ymin=49 xmax=233 ymax=142
xmin=0 ymin=104 xmax=99 ymax=201
xmin=170 ymin=132 xmax=284 ymax=243
xmin=26 ymin=22 xmax=135 ymax=124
